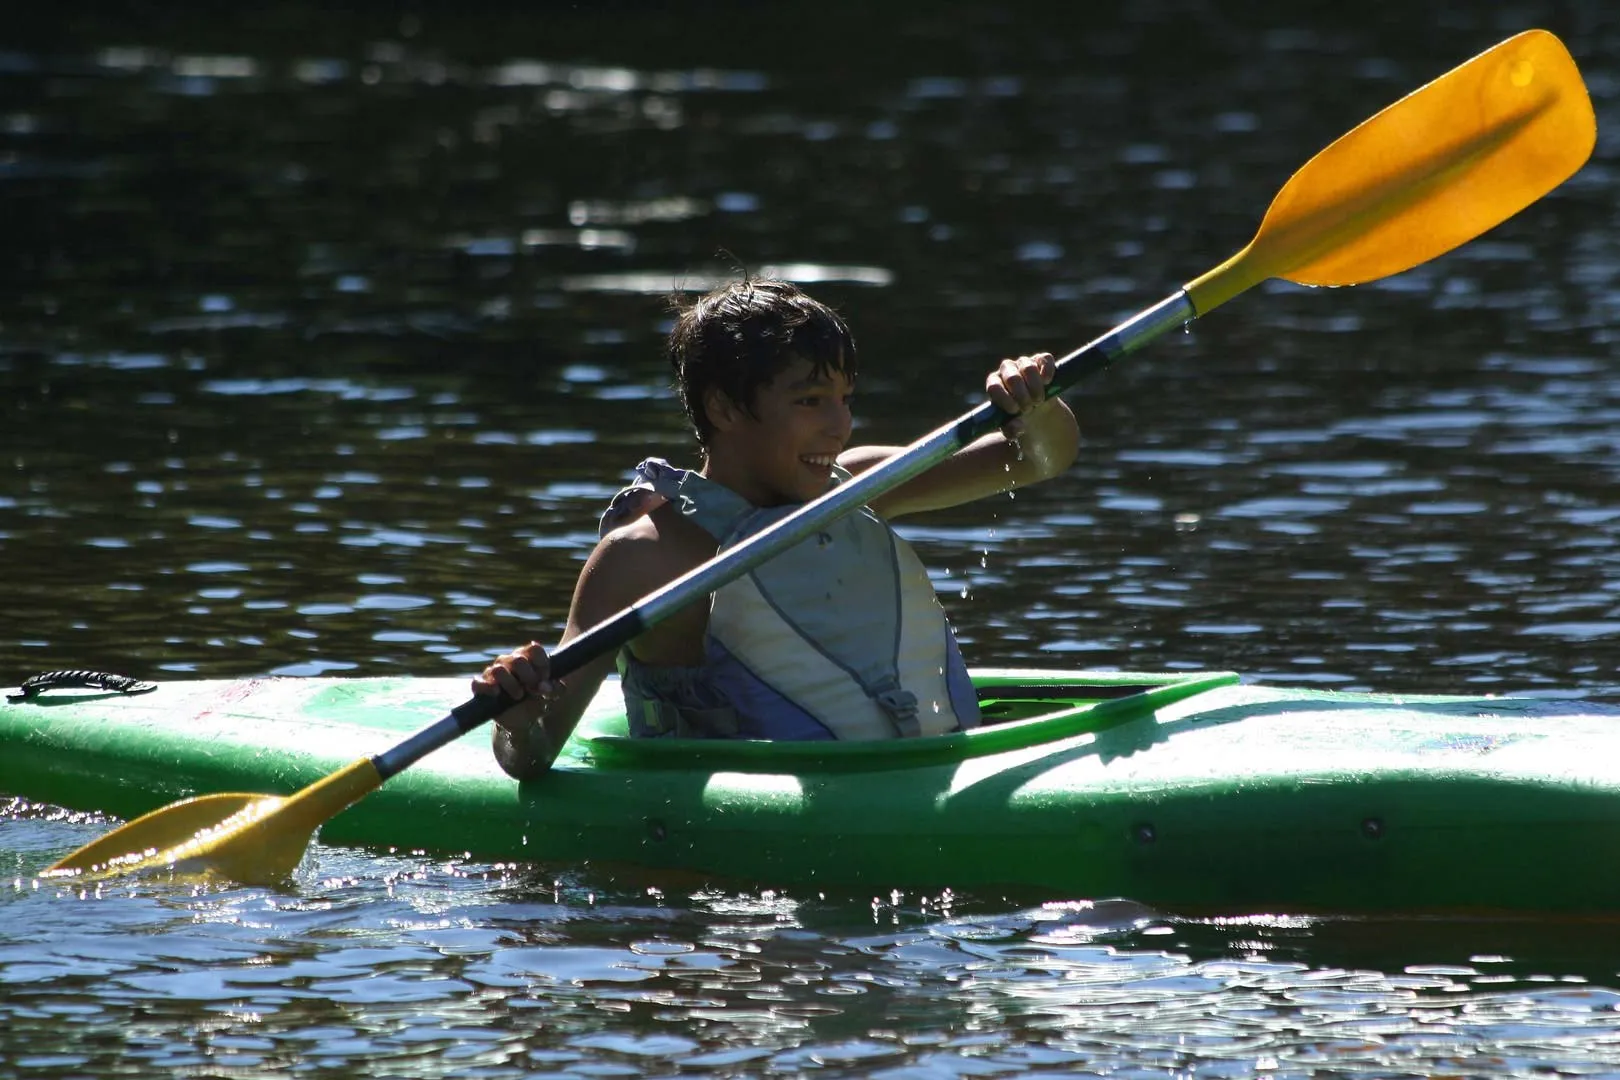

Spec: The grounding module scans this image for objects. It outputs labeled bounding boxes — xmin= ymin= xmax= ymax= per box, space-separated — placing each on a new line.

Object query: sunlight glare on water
xmin=8 ymin=841 xmax=1620 ymax=1076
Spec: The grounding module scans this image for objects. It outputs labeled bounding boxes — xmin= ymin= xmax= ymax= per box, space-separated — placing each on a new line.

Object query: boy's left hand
xmin=987 ymin=352 xmax=1057 ymax=432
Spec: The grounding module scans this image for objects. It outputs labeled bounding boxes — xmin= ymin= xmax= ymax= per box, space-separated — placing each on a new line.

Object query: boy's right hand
xmin=472 ymin=641 xmax=559 ymax=733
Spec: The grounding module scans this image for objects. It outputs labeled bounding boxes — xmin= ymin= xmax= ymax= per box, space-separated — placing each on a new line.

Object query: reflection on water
xmin=4 ymin=3 xmax=1616 ymax=693
xmin=7 ymin=835 xmax=1620 ymax=1077
xmin=4 ymin=1 xmax=1620 ymax=1074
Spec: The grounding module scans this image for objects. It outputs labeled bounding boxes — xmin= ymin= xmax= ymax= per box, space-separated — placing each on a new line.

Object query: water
xmin=10 ymin=858 xmax=1620 ymax=1077
xmin=5 ymin=1 xmax=1620 ymax=1074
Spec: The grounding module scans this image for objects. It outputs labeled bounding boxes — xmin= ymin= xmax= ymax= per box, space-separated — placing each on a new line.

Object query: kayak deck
xmin=6 ymin=668 xmax=1620 ymax=913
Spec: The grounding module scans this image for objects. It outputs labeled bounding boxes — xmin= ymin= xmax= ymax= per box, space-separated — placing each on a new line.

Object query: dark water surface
xmin=5 ymin=1 xmax=1620 ymax=1075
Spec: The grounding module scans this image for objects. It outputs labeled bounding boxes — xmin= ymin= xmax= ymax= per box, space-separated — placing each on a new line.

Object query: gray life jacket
xmin=599 ymin=458 xmax=981 ymax=740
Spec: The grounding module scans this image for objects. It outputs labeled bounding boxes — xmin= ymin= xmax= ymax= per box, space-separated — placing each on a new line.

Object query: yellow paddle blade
xmin=1187 ymin=29 xmax=1595 ymax=313
xmin=44 ymin=792 xmax=276 ymax=877
xmin=43 ymin=758 xmax=383 ymax=885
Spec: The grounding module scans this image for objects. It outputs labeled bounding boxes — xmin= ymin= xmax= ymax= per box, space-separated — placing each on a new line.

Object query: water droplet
xmin=1510 ymin=58 xmax=1534 ymax=88
xmin=959 ymin=585 xmax=971 ymax=599
xmin=932 ymin=700 xmax=941 ymax=713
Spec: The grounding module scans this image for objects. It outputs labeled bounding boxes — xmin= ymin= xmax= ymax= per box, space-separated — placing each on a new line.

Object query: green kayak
xmin=5 ymin=667 xmax=1620 ymax=913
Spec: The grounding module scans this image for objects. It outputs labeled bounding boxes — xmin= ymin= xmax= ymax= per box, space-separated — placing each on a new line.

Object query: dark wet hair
xmin=668 ymin=278 xmax=857 ymax=447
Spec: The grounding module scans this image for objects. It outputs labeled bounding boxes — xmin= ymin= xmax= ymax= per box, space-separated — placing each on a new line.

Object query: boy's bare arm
xmin=482 ymin=527 xmax=666 ymax=780
xmin=851 ymin=353 xmax=1080 ymax=519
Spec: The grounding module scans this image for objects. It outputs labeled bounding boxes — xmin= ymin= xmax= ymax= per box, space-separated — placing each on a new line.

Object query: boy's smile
xmin=705 ymin=356 xmax=854 ymax=507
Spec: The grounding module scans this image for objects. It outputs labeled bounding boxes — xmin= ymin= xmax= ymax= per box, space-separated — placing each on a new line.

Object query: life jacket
xmin=599 ymin=458 xmax=981 ymax=740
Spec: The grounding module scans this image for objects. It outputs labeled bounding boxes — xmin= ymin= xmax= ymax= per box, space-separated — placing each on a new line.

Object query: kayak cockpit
xmin=566 ymin=670 xmax=1241 ymax=772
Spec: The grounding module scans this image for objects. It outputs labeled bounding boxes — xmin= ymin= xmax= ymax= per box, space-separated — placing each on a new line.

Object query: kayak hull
xmin=6 ymin=669 xmax=1620 ymax=913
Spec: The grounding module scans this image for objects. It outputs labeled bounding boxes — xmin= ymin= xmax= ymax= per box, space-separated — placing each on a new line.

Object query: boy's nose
xmin=828 ymin=401 xmax=852 ymax=439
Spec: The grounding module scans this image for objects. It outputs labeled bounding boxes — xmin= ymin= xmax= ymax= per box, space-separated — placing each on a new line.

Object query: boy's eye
xmin=793 ymin=389 xmax=852 ymax=407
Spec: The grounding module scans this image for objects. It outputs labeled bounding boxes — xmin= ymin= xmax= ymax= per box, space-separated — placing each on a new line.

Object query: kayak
xmin=6 ymin=667 xmax=1620 ymax=913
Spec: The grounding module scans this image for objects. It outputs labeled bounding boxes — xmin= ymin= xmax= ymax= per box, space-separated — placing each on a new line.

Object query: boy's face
xmin=711 ymin=354 xmax=854 ymax=506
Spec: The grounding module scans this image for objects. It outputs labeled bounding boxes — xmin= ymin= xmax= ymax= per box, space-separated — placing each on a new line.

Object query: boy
xmin=475 ymin=278 xmax=1078 ymax=778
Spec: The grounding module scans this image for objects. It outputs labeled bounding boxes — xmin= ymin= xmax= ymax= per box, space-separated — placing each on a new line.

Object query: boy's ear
xmin=703 ymin=386 xmax=741 ymax=433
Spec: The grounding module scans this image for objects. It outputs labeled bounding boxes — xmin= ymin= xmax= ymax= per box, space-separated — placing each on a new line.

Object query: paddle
xmin=45 ymin=29 xmax=1594 ymax=885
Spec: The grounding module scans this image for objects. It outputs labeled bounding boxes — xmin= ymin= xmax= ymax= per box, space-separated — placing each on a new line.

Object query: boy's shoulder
xmin=592 ymin=500 xmax=716 ymax=582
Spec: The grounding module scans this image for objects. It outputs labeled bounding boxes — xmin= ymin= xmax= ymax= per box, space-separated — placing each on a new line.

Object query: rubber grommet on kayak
xmin=7 ymin=670 xmax=158 ymax=702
